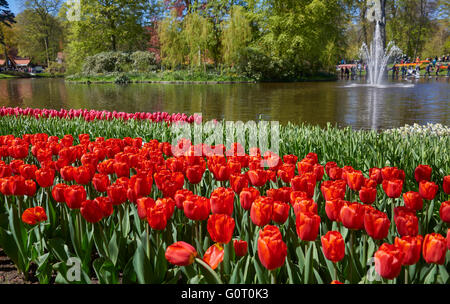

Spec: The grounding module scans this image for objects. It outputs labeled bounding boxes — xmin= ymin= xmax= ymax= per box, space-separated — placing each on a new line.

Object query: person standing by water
xmin=425 ymin=63 xmax=432 ymax=77
xmin=435 ymin=64 xmax=440 ymax=76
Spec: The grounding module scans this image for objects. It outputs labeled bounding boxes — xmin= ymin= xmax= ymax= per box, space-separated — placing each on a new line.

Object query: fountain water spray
xmin=360 ymin=23 xmax=401 ymax=85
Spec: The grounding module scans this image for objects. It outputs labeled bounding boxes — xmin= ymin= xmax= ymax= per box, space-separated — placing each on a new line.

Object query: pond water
xmin=0 ymin=77 xmax=448 ymax=130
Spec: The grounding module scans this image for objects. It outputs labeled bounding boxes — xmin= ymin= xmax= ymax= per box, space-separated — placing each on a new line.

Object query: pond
xmin=0 ymin=77 xmax=448 ymax=130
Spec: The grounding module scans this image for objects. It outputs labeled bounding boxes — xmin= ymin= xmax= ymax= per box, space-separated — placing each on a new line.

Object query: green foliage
xmin=130 ymin=51 xmax=158 ymax=72
xmin=158 ymin=10 xmax=187 ymax=69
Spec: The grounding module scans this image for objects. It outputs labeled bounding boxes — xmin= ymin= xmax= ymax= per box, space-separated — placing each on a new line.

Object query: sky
xmin=8 ymin=1 xmax=24 ymax=15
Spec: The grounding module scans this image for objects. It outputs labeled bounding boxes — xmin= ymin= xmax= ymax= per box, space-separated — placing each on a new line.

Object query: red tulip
xmin=25 ymin=180 xmax=36 ymax=196
xmin=394 ymin=235 xmax=423 ymax=265
xmin=137 ymin=197 xmax=156 ymax=219
xmin=257 ymin=225 xmax=287 ymax=270
xmin=247 ymin=169 xmax=269 ymax=187
xmin=73 ymin=166 xmax=93 ymax=185
xmin=107 ymin=183 xmax=128 ymax=205
xmin=369 ymin=167 xmax=382 ymax=184
xmin=147 ymin=203 xmax=168 ymax=230
xmin=283 ymin=154 xmax=298 ymax=165
xmin=330 ymin=280 xmax=343 ymax=284
xmin=381 ymin=167 xmax=405 ymax=181
xmin=339 ymin=202 xmax=365 ymax=230
xmin=439 ymin=200 xmax=450 ymax=223
xmin=239 ymin=187 xmax=260 ymax=210
xmin=128 ymin=173 xmax=153 ymax=198
xmin=374 ymin=243 xmax=404 ymax=280
xmin=422 ymin=233 xmax=447 ymax=265
xmin=293 ymin=198 xmax=317 ymax=216
xmin=52 ymin=183 xmax=68 ymax=203
xmin=418 ymin=180 xmax=438 ymax=200
xmin=277 ymin=164 xmax=295 ymax=183
xmin=207 ymin=214 xmax=235 ymax=244
xmin=92 ymin=173 xmax=110 ymax=193
xmin=382 ymin=178 xmax=403 ymax=198
xmin=113 ymin=161 xmax=130 ymax=178
xmin=183 ymin=195 xmax=210 ymax=221
xmin=80 ymin=200 xmax=104 ymax=223
xmin=272 ymin=201 xmax=290 ymax=224
xmin=22 ymin=206 xmax=47 ymax=225
xmin=414 ymin=165 xmax=432 ymax=183
xmin=19 ymin=164 xmax=37 ymax=180
xmin=443 ymin=176 xmax=450 ymax=194
xmin=325 ymin=199 xmax=345 ymax=222
xmin=233 ymin=240 xmax=248 ymax=257
xmin=165 ymin=241 xmax=198 ymax=266
xmin=210 ymin=187 xmax=234 ymax=216
xmin=64 ymin=185 xmax=87 ymax=209
xmin=402 ymin=191 xmax=423 ymax=211
xmin=185 ymin=164 xmax=205 ymax=184
xmin=394 ymin=207 xmax=418 ymax=237
xmin=95 ymin=197 xmax=113 ymax=217
xmin=296 ymin=211 xmax=320 ymax=241
xmin=174 ymin=189 xmax=193 ymax=210
xmin=321 ymin=231 xmax=345 ymax=262
xmin=203 ymin=243 xmax=224 ymax=270
xmin=60 ymin=166 xmax=75 ymax=182
xmin=359 ymin=186 xmax=377 ymax=204
xmin=250 ymin=196 xmax=273 ymax=227
xmin=364 ymin=208 xmax=390 ymax=240
xmin=35 ymin=167 xmax=55 ymax=188
xmin=346 ymin=170 xmax=364 ymax=191
xmin=230 ymin=173 xmax=248 ymax=194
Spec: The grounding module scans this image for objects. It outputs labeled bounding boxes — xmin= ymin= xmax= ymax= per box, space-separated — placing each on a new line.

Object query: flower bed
xmin=0 ymin=107 xmax=202 ymax=124
xmin=0 ymin=124 xmax=448 ymax=284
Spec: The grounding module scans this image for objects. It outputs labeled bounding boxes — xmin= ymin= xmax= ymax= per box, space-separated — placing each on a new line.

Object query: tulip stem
xmin=38 ymin=223 xmax=44 ymax=254
xmin=146 ymin=223 xmax=150 ymax=260
xmin=404 ymin=266 xmax=409 ymax=284
xmin=271 ymin=270 xmax=276 ymax=284
xmin=349 ymin=230 xmax=355 ymax=283
xmin=391 ymin=198 xmax=395 ymax=236
xmin=333 ymin=262 xmax=338 ymax=281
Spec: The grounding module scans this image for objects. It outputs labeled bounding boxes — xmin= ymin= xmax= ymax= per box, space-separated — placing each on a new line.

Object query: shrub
xmin=130 ymin=51 xmax=158 ymax=72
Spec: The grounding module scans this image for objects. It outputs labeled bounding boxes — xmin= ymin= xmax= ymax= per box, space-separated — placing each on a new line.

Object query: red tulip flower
xmin=60 ymin=166 xmax=75 ymax=182
xmin=174 ymin=189 xmax=193 ymax=210
xmin=374 ymin=243 xmax=404 ymax=280
xmin=402 ymin=191 xmax=423 ymax=211
xmin=210 ymin=187 xmax=235 ymax=216
xmin=22 ymin=206 xmax=47 ymax=225
xmin=233 ymin=240 xmax=248 ymax=257
xmin=52 ymin=183 xmax=68 ymax=203
xmin=137 ymin=197 xmax=156 ymax=219
xmin=346 ymin=170 xmax=364 ymax=191
xmin=414 ymin=165 xmax=432 ymax=183
xmin=147 ymin=203 xmax=168 ymax=230
xmin=321 ymin=231 xmax=345 ymax=263
xmin=95 ymin=197 xmax=113 ymax=217
xmin=250 ymin=196 xmax=273 ymax=227
xmin=64 ymin=185 xmax=87 ymax=209
xmin=165 ymin=241 xmax=198 ymax=266
xmin=443 ymin=176 xmax=450 ymax=195
xmin=394 ymin=207 xmax=419 ymax=237
xmin=364 ymin=208 xmax=390 ymax=240
xmin=80 ymin=200 xmax=104 ymax=223
xmin=382 ymin=178 xmax=403 ymax=198
xmin=422 ymin=233 xmax=447 ymax=265
xmin=439 ymin=200 xmax=450 ymax=223
xmin=325 ymin=199 xmax=345 ymax=222
xmin=339 ymin=202 xmax=365 ymax=230
xmin=92 ymin=173 xmax=110 ymax=193
xmin=185 ymin=164 xmax=205 ymax=184
xmin=369 ymin=167 xmax=382 ymax=184
xmin=230 ymin=173 xmax=248 ymax=194
xmin=257 ymin=225 xmax=287 ymax=270
xmin=359 ymin=186 xmax=377 ymax=204
xmin=35 ymin=167 xmax=55 ymax=188
xmin=248 ymin=169 xmax=270 ymax=187
xmin=107 ymin=183 xmax=128 ymax=205
xmin=203 ymin=243 xmax=224 ymax=270
xmin=296 ymin=211 xmax=321 ymax=241
xmin=207 ymin=214 xmax=235 ymax=244
xmin=394 ymin=235 xmax=423 ymax=265
xmin=239 ymin=187 xmax=260 ymax=210
xmin=293 ymin=198 xmax=318 ymax=216
xmin=272 ymin=201 xmax=290 ymax=224
xmin=418 ymin=180 xmax=438 ymax=200
xmin=183 ymin=195 xmax=210 ymax=221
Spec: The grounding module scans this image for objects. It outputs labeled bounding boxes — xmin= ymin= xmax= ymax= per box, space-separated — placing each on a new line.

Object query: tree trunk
xmin=378 ymin=0 xmax=387 ymax=50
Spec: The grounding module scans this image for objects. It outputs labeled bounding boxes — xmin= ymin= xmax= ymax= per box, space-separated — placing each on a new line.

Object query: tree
xmin=158 ymin=9 xmax=186 ymax=69
xmin=64 ymin=0 xmax=150 ymax=73
xmin=0 ymin=0 xmax=16 ymax=65
xmin=14 ymin=8 xmax=64 ymax=65
xmin=221 ymin=5 xmax=251 ymax=66
xmin=20 ymin=0 xmax=64 ymax=66
xmin=183 ymin=11 xmax=213 ymax=70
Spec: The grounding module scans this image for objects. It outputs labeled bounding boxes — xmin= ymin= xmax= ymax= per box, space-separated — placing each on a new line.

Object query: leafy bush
xmin=114 ymin=73 xmax=131 ymax=84
xmin=235 ymin=47 xmax=282 ymax=81
xmin=47 ymin=61 xmax=66 ymax=74
xmin=130 ymin=51 xmax=158 ymax=72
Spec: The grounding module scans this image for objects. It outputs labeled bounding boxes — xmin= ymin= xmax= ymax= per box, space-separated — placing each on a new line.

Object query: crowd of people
xmin=337 ymin=54 xmax=450 ymax=79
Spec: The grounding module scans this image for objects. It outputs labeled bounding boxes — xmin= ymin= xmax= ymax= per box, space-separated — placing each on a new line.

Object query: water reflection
xmin=0 ymin=78 xmax=448 ymax=130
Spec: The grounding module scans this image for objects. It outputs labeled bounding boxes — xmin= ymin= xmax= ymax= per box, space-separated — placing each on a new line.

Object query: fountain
xmin=357 ymin=0 xmax=402 ymax=86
